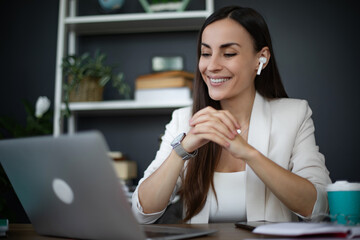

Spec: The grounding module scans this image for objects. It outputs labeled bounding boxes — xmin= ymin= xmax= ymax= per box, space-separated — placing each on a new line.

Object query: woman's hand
xmin=184 ymin=106 xmax=256 ymax=161
xmin=181 ymin=107 xmax=241 ymax=154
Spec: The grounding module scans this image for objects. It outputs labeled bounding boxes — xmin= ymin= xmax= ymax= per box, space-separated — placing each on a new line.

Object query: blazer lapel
xmin=246 ymin=92 xmax=271 ymax=221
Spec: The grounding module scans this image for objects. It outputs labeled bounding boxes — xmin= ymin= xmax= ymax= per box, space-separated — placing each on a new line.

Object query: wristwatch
xmin=171 ymin=133 xmax=198 ymax=160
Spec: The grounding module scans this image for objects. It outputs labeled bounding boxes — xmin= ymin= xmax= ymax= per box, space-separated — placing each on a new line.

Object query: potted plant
xmin=0 ymin=96 xmax=53 ymax=222
xmin=62 ymin=50 xmax=130 ymax=116
xmin=139 ymin=0 xmax=191 ymax=13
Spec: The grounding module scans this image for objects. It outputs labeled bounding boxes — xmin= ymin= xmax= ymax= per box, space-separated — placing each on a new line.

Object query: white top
xmin=209 ymin=171 xmax=246 ymax=223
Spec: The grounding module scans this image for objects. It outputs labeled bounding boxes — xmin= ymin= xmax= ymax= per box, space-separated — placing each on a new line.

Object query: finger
xmin=212 ymin=110 xmax=239 ymax=135
xmin=191 ymin=114 xmax=236 ymax=139
xmin=192 ymin=132 xmax=230 ymax=149
xmin=191 ymin=110 xmax=239 ymax=137
xmin=192 ymin=121 xmax=234 ymax=143
xmin=222 ymin=110 xmax=241 ymax=129
xmin=190 ymin=106 xmax=216 ymax=124
xmin=191 ymin=107 xmax=240 ymax=131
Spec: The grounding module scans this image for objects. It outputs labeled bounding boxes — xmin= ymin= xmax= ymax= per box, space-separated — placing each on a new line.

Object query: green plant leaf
xmin=62 ymin=50 xmax=131 ymax=114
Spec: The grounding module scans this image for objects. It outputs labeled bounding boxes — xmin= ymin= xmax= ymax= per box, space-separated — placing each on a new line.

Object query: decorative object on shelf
xmin=139 ymin=0 xmax=191 ymax=13
xmin=98 ymin=0 xmax=125 ymax=13
xmin=0 ymin=96 xmax=53 ymax=139
xmin=152 ymin=56 xmax=184 ymax=72
xmin=0 ymin=96 xmax=52 ymax=223
xmin=62 ymin=50 xmax=131 ymax=117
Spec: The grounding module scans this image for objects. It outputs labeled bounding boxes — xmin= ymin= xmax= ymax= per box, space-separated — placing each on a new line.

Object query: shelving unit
xmin=53 ymin=0 xmax=214 ymax=136
xmin=61 ymin=99 xmax=193 ymax=133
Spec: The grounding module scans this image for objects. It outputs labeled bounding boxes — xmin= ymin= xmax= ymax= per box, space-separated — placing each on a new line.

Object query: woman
xmin=132 ymin=6 xmax=331 ymax=224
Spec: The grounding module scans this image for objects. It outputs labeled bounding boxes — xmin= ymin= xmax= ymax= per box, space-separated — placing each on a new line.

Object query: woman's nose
xmin=207 ymin=56 xmax=222 ymax=72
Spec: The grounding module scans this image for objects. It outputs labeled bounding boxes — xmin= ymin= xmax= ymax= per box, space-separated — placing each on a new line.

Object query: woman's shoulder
xmin=269 ymin=97 xmax=309 ymax=110
xmin=171 ymin=106 xmax=192 ymax=119
xmin=268 ymin=97 xmax=312 ymax=119
xmin=165 ymin=106 xmax=193 ymax=132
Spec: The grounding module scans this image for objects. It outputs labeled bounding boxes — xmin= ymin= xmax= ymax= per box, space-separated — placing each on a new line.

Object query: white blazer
xmin=132 ymin=92 xmax=331 ymax=224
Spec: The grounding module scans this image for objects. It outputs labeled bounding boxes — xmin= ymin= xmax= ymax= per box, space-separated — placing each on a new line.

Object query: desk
xmin=7 ymin=223 xmax=269 ymax=240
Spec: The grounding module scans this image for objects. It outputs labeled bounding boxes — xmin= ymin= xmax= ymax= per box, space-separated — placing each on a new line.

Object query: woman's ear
xmin=256 ymin=47 xmax=271 ymax=75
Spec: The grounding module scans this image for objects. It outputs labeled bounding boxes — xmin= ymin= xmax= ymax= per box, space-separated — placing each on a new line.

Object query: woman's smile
xmin=209 ymin=76 xmax=232 ymax=85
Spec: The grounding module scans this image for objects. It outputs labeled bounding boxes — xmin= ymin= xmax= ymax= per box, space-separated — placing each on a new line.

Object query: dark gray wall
xmin=1 ymin=0 xmax=359 ymax=222
xmin=76 ymin=0 xmax=360 ymax=183
xmin=217 ymin=0 xmax=360 ymax=182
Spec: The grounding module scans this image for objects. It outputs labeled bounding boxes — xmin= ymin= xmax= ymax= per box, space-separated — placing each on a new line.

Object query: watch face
xmin=172 ymin=133 xmax=185 ymax=146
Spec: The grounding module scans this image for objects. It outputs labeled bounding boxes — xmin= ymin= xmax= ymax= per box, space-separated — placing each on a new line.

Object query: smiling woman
xmin=199 ymin=18 xmax=268 ymax=101
xmin=132 ymin=6 xmax=331 ymax=224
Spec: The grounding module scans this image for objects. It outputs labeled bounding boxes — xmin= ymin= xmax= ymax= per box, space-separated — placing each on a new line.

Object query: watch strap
xmin=171 ymin=133 xmax=198 ymax=160
xmin=174 ymin=144 xmax=198 ymax=160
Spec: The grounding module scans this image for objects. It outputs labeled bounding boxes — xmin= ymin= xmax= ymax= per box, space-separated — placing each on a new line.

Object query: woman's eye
xmin=201 ymin=53 xmax=211 ymax=57
xmin=224 ymin=53 xmax=237 ymax=58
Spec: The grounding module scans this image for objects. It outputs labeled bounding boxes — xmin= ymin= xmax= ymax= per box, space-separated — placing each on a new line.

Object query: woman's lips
xmin=209 ymin=77 xmax=231 ymax=84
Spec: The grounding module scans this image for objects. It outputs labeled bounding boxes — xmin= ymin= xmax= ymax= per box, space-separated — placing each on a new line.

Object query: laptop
xmin=0 ymin=131 xmax=217 ymax=240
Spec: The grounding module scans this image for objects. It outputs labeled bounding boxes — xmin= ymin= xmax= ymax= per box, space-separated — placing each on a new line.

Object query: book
xmin=107 ymin=151 xmax=125 ymax=161
xmin=112 ymin=161 xmax=137 ymax=180
xmin=135 ymin=87 xmax=192 ymax=102
xmin=135 ymin=70 xmax=194 ymax=89
xmin=107 ymin=151 xmax=137 ymax=180
xmin=253 ymin=222 xmax=360 ymax=238
xmin=136 ymin=76 xmax=193 ymax=89
xmin=136 ymin=70 xmax=194 ymax=81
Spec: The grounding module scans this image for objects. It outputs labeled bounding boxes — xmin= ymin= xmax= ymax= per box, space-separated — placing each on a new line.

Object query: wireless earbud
xmin=257 ymin=57 xmax=267 ymax=75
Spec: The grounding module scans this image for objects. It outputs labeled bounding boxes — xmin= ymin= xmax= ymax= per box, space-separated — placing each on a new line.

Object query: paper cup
xmin=326 ymin=181 xmax=360 ymax=225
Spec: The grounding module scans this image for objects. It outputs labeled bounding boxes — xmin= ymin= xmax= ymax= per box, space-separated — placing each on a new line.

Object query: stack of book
xmin=108 ymin=151 xmax=137 ymax=203
xmin=135 ymin=70 xmax=194 ymax=102
xmin=108 ymin=151 xmax=137 ymax=181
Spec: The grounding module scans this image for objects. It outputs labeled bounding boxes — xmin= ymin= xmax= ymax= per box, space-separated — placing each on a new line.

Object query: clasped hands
xmin=181 ymin=106 xmax=255 ymax=161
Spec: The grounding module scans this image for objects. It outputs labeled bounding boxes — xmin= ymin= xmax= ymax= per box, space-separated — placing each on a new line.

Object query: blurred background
xmin=1 ymin=0 xmax=359 ymax=222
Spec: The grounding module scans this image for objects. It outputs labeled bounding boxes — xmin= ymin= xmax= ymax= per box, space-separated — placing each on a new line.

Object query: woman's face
xmin=199 ymin=18 xmax=259 ymax=101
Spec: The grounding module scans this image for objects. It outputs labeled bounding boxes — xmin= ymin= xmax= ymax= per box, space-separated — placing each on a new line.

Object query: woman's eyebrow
xmin=201 ymin=42 xmax=240 ymax=49
xmin=220 ymin=42 xmax=241 ymax=48
xmin=201 ymin=43 xmax=211 ymax=48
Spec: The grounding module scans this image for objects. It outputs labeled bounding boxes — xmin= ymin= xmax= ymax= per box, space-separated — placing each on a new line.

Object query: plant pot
xmin=69 ymin=76 xmax=104 ymax=102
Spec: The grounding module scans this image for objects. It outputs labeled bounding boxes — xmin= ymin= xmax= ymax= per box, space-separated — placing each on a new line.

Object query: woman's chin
xmin=208 ymin=93 xmax=225 ymax=101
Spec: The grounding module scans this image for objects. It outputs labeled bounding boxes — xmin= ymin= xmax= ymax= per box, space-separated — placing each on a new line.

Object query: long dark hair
xmin=180 ymin=6 xmax=288 ymax=222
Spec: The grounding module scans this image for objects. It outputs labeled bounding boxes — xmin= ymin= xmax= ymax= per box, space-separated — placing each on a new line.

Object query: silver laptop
xmin=0 ymin=131 xmax=216 ymax=240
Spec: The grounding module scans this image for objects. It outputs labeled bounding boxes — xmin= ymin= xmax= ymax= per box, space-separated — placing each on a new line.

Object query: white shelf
xmin=63 ymin=99 xmax=192 ymax=113
xmin=65 ymin=11 xmax=211 ymax=34
xmin=64 ymin=99 xmax=192 ymax=134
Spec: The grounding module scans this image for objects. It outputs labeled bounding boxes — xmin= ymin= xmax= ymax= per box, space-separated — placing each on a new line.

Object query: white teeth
xmin=210 ymin=78 xmax=230 ymax=83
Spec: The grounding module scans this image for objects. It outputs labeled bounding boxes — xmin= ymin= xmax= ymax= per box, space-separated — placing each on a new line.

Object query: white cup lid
xmin=327 ymin=180 xmax=360 ymax=191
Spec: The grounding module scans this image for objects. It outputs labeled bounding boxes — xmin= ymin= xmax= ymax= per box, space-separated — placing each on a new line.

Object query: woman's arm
xmin=224 ymin=101 xmax=329 ymax=217
xmin=133 ymin=107 xmax=193 ymax=220
xmin=137 ymin=150 xmax=185 ymax=214
xmin=244 ymin=147 xmax=317 ymax=217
